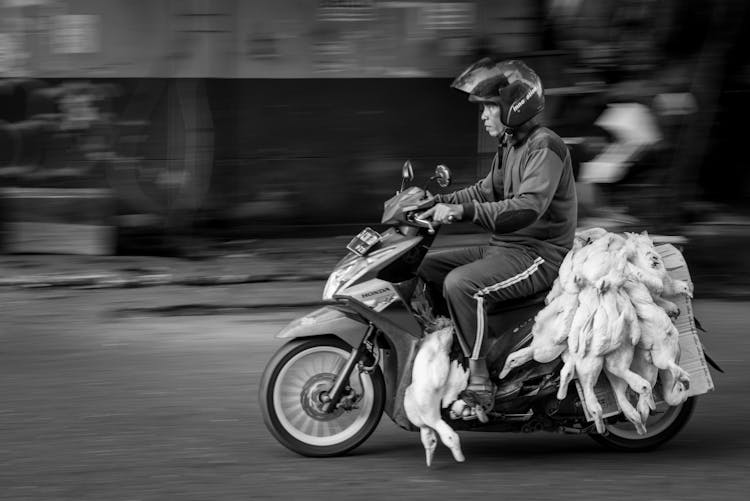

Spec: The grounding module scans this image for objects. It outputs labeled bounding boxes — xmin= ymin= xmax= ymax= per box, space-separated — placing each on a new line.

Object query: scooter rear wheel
xmin=259 ymin=336 xmax=385 ymax=457
xmin=590 ymin=397 xmax=696 ymax=452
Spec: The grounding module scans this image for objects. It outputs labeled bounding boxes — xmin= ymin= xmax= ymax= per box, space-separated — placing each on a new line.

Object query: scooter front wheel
xmin=259 ymin=336 xmax=385 ymax=457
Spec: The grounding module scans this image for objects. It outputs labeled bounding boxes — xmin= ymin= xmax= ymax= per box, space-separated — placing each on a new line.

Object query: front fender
xmin=276 ymin=305 xmax=369 ymax=349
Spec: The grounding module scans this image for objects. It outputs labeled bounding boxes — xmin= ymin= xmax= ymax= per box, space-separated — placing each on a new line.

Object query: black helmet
xmin=451 ymin=58 xmax=544 ymax=128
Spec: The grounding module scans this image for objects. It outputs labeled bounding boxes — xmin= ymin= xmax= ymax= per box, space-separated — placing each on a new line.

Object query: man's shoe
xmin=450 ymin=382 xmax=496 ymax=423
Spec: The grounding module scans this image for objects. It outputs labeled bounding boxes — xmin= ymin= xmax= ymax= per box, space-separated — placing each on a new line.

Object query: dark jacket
xmin=436 ymin=126 xmax=577 ymax=265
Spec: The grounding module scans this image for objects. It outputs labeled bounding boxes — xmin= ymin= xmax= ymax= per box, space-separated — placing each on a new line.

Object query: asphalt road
xmin=1 ymin=284 xmax=749 ymax=501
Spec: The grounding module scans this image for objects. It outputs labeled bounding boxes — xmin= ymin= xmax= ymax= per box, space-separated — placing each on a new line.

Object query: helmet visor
xmin=450 ymin=57 xmax=509 ymax=102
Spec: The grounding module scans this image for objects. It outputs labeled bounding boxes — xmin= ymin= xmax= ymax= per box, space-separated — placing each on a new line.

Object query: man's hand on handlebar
xmin=420 ymin=203 xmax=464 ymax=224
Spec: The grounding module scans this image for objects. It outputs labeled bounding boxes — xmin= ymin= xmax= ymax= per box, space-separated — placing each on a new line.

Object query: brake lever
xmin=412 ymin=213 xmax=437 ymax=234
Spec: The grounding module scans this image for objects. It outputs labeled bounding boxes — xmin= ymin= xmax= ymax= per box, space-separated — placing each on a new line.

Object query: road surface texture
xmin=1 ymin=282 xmax=748 ymax=500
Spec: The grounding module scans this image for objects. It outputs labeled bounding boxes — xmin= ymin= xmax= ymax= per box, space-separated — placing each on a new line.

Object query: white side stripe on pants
xmin=469 ymin=257 xmax=545 ymax=360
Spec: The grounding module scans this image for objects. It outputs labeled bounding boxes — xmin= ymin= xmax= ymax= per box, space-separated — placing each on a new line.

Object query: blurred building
xmin=0 ymin=0 xmax=748 ymax=251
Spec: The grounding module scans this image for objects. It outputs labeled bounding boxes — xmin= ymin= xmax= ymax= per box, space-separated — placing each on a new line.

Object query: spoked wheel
xmin=259 ymin=336 xmax=385 ymax=457
xmin=590 ymin=397 xmax=696 ymax=452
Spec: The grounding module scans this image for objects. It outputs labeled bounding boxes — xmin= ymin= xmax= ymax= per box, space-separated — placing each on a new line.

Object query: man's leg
xmin=418 ymin=247 xmax=485 ymax=317
xmin=443 ymin=246 xmax=560 ymax=415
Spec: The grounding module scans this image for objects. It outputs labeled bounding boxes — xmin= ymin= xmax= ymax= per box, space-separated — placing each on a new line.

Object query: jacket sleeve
xmin=434 ymin=153 xmax=500 ymax=212
xmin=464 ymin=147 xmax=564 ymax=233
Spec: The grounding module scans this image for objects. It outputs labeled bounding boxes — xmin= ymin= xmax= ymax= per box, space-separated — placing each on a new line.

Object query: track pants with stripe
xmin=418 ymin=244 xmax=560 ymax=360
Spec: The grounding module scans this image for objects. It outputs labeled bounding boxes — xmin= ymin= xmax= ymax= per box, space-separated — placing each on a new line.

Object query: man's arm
xmin=464 ymin=147 xmax=564 ymax=233
xmin=435 ymin=175 xmax=491 ymax=205
xmin=434 ymin=152 xmax=500 ymax=207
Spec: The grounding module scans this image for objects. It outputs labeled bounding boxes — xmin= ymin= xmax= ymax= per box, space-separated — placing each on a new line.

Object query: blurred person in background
xmin=541 ymin=0 xmax=743 ymax=228
xmin=418 ymin=58 xmax=578 ymax=418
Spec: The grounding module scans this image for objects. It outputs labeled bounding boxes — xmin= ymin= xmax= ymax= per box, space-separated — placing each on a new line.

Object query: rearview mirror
xmin=402 ymin=160 xmax=414 ymax=182
xmin=435 ymin=164 xmax=451 ymax=188
xmin=400 ymin=160 xmax=414 ymax=192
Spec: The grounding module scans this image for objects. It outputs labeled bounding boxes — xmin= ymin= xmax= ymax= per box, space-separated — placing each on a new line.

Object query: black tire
xmin=259 ymin=336 xmax=385 ymax=457
xmin=590 ymin=397 xmax=696 ymax=452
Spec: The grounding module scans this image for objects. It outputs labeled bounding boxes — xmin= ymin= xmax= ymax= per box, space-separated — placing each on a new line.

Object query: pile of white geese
xmin=499 ymin=228 xmax=693 ymax=435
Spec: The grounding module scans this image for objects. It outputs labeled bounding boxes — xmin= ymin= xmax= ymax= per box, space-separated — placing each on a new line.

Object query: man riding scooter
xmin=419 ymin=58 xmax=578 ymax=420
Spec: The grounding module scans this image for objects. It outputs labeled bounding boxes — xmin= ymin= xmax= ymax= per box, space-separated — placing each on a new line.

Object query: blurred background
xmin=3 ymin=4 xmax=750 ymax=497
xmin=0 ymin=0 xmax=748 ymax=255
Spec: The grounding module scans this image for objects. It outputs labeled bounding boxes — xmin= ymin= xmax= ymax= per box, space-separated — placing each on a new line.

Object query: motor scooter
xmin=259 ymin=162 xmax=717 ymax=457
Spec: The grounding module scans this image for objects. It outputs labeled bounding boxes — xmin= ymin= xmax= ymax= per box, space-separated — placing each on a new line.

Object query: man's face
xmin=481 ymin=104 xmax=505 ymax=137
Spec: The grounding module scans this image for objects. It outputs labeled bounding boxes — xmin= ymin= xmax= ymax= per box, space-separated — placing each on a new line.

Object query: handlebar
xmin=383 ymin=189 xmax=448 ymax=232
